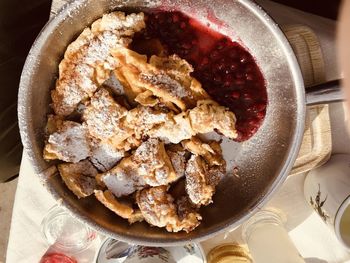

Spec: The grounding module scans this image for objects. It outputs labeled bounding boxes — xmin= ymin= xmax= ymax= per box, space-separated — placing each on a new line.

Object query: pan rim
xmin=17 ymin=0 xmax=306 ymax=246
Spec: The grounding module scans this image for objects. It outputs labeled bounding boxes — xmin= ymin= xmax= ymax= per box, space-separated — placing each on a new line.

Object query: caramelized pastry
xmin=150 ymin=100 xmax=237 ymax=143
xmin=149 ymin=111 xmax=194 ymax=144
xmin=58 ymin=160 xmax=98 ymax=198
xmin=52 ymin=12 xmax=145 ymax=116
xmin=176 ymin=195 xmax=202 ymax=232
xmin=98 ymin=156 xmax=145 ymax=197
xmin=83 ymin=88 xmax=132 ymax=148
xmin=189 ymin=100 xmax=238 ymax=139
xmin=136 ymin=186 xmax=201 ymax=232
xmin=94 ymin=190 xmax=144 ymax=223
xmin=98 ymin=138 xmax=180 ymax=197
xmin=133 ymin=138 xmax=178 ymax=186
xmin=185 ymin=155 xmax=215 ymax=206
xmin=125 ymin=105 xmax=171 ymax=139
xmin=42 ymin=10 xmax=242 ymax=233
xmin=182 ymin=137 xmax=225 ymax=166
xmin=44 ymin=120 xmax=91 ymax=163
xmin=112 ymin=47 xmax=209 ymax=111
xmin=89 ymin=138 xmax=125 ymax=172
xmin=185 ymin=152 xmax=226 ymax=206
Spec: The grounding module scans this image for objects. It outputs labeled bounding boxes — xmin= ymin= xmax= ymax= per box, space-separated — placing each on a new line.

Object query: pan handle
xmin=305 ymin=79 xmax=344 ymax=105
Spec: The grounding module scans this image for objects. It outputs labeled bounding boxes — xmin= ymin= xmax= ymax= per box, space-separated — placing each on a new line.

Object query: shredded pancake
xmin=43 ymin=11 xmax=239 ymax=233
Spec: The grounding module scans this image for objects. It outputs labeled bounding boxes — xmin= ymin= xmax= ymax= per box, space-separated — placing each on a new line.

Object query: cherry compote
xmin=131 ymin=11 xmax=267 ymax=141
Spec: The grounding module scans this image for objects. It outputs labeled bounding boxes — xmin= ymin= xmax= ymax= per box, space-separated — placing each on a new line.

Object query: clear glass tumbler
xmin=242 ymin=209 xmax=305 ymax=263
xmin=41 ymin=205 xmax=97 ymax=253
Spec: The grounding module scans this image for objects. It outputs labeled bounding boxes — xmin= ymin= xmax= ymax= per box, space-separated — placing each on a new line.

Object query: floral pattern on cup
xmin=309 ymin=184 xmax=329 ymax=223
xmin=183 ymin=244 xmax=195 ymax=255
xmin=304 ymin=154 xmax=350 ymax=249
xmin=128 ymin=246 xmax=170 ymax=262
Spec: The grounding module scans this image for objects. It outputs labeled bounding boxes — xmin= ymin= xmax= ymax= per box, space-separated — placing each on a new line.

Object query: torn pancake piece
xmin=176 ymin=195 xmax=202 ymax=232
xmin=166 ymin=145 xmax=188 ymax=179
xmin=185 ymin=155 xmax=219 ymax=206
xmin=149 ymin=100 xmax=237 ymax=143
xmin=83 ymin=88 xmax=133 ymax=148
xmin=189 ymin=100 xmax=238 ymax=139
xmin=133 ymin=138 xmax=178 ymax=186
xmin=125 ymin=105 xmax=171 ymax=139
xmin=94 ymin=190 xmax=143 ymax=223
xmin=182 ymin=138 xmax=226 ymax=206
xmin=98 ymin=138 xmax=180 ymax=197
xmin=149 ymin=54 xmax=208 ymax=108
xmin=98 ymin=156 xmax=145 ymax=197
xmin=89 ymin=139 xmax=125 ymax=172
xmin=44 ymin=120 xmax=91 ymax=163
xmin=136 ymin=186 xmax=201 ymax=232
xmin=58 ymin=160 xmax=98 ymax=198
xmin=112 ymin=47 xmax=209 ymax=111
xmin=182 ymin=137 xmax=225 ymax=167
xmin=136 ymin=186 xmax=178 ymax=231
xmin=52 ymin=12 xmax=145 ymax=116
xmin=149 ymin=111 xmax=195 ymax=144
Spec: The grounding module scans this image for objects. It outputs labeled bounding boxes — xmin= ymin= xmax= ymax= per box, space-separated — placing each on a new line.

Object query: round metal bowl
xmin=18 ymin=0 xmax=304 ymax=246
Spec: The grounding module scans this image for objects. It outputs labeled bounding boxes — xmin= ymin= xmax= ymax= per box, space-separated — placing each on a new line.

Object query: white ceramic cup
xmin=123 ymin=246 xmax=176 ymax=263
xmin=124 ymin=244 xmax=206 ymax=263
xmin=304 ymin=154 xmax=350 ymax=249
xmin=95 ymin=238 xmax=206 ymax=263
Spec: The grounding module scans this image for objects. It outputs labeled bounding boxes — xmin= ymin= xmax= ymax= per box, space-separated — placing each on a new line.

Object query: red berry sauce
xmin=132 ymin=11 xmax=267 ymax=141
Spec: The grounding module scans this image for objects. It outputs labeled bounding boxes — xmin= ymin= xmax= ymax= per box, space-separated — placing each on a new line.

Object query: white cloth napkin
xmin=6 ymin=153 xmax=101 ymax=263
xmin=6 ymin=154 xmax=55 ymax=262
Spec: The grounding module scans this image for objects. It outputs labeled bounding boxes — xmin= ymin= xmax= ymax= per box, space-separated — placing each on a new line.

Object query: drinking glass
xmin=39 ymin=252 xmax=78 ymax=263
xmin=242 ymin=209 xmax=305 ymax=263
xmin=41 ymin=205 xmax=97 ymax=253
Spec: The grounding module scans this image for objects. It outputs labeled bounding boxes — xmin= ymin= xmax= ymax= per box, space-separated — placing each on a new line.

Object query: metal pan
xmin=17 ymin=0 xmax=342 ymax=246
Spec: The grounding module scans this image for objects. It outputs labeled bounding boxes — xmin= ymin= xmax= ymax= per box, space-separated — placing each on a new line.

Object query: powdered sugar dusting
xmin=167 ymin=150 xmax=186 ymax=178
xmin=89 ymin=140 xmax=125 ymax=172
xmin=185 ymin=154 xmax=223 ymax=206
xmin=52 ymin=11 xmax=145 ymax=116
xmin=58 ymin=159 xmax=98 ymax=198
xmin=140 ymin=73 xmax=189 ymax=99
xmin=103 ymin=171 xmax=139 ymax=197
xmin=150 ymin=112 xmax=194 ymax=144
xmin=45 ymin=122 xmax=91 ymax=163
xmin=83 ymin=88 xmax=130 ymax=143
xmin=134 ymin=138 xmax=163 ymax=166
xmin=126 ymin=106 xmax=170 ymax=138
xmin=59 ymin=159 xmax=98 ymax=178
